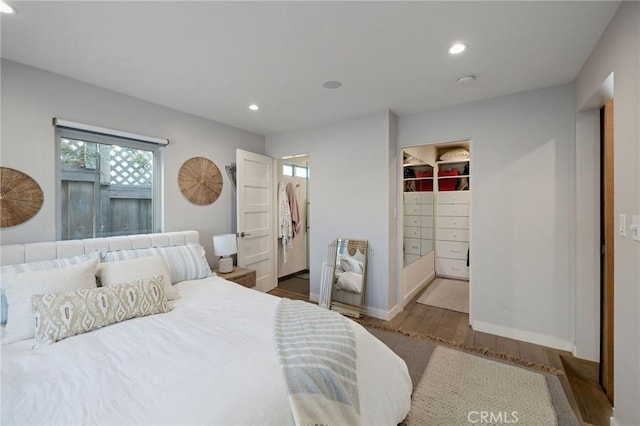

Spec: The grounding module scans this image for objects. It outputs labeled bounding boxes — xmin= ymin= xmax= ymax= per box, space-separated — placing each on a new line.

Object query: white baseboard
xmin=609 ymin=408 xmax=621 ymax=426
xmin=471 ymin=320 xmax=574 ymax=352
xmin=365 ymin=304 xmax=398 ymax=321
xmin=402 ymin=271 xmax=435 ymax=305
xmin=312 ymin=293 xmax=399 ymax=321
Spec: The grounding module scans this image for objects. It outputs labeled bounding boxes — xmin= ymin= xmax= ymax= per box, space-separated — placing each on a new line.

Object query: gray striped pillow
xmin=103 ymin=243 xmax=211 ymax=284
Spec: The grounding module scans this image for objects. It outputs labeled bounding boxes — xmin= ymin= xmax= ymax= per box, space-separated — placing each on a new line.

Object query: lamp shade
xmin=213 ymin=234 xmax=237 ymax=257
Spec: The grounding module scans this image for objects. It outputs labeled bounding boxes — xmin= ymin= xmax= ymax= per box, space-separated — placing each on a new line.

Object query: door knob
xmin=238 ymin=231 xmax=252 ymax=238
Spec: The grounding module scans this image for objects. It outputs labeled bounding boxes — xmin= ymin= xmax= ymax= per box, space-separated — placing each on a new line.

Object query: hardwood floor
xmin=268 ymin=284 xmax=612 ymax=425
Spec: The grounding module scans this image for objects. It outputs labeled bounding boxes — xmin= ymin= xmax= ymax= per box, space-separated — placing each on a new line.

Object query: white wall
xmin=399 ymin=84 xmax=577 ymax=350
xmin=574 ymin=2 xmax=640 ymax=424
xmin=0 ymin=60 xmax=264 ymax=265
xmin=574 ymin=110 xmax=601 ymax=362
xmin=266 ymin=111 xmax=395 ymax=317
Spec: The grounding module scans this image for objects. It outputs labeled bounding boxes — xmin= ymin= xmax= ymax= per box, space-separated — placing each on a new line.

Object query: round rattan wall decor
xmin=178 ymin=157 xmax=223 ymax=206
xmin=0 ymin=167 xmax=44 ymax=228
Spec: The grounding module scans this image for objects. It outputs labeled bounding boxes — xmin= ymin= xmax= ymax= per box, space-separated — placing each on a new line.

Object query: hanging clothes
xmin=278 ymin=182 xmax=293 ymax=263
xmin=286 ymin=182 xmax=301 ymax=237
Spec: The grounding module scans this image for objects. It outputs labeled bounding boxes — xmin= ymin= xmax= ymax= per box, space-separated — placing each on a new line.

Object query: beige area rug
xmin=416 ymin=278 xmax=469 ymax=313
xmin=404 ymin=346 xmax=559 ymax=425
xmin=365 ymin=325 xmax=580 ymax=425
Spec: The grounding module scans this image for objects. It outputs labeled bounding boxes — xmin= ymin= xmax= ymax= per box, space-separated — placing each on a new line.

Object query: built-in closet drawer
xmin=404 ymin=204 xmax=421 ymax=216
xmin=437 ymin=191 xmax=470 ymax=204
xmin=403 ymin=226 xmax=421 ymax=238
xmin=421 ymin=204 xmax=434 ymax=215
xmin=435 ymin=241 xmax=468 ymax=260
xmin=419 ymin=192 xmax=434 ymax=204
xmin=436 ymin=204 xmax=470 ymax=217
xmin=421 ymin=227 xmax=434 ymax=239
xmin=436 ymin=228 xmax=469 ymax=242
xmin=435 ymin=258 xmax=469 ymax=279
xmin=436 ymin=216 xmax=470 ymax=229
xmin=404 ymin=238 xmax=421 ymax=255
xmin=404 ymin=193 xmax=421 ymax=204
xmin=404 ymin=215 xmax=421 ymax=227
xmin=420 ymin=239 xmax=433 ymax=254
xmin=421 ymin=215 xmax=434 ymax=227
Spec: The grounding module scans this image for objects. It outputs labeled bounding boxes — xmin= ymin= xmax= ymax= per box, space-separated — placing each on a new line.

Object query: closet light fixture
xmin=448 ymin=43 xmax=467 ymax=55
xmin=0 ymin=1 xmax=17 ymax=14
xmin=248 ymin=104 xmax=259 ymax=111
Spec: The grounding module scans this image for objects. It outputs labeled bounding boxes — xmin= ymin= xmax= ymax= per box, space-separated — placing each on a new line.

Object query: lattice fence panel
xmin=109 ymin=146 xmax=152 ymax=186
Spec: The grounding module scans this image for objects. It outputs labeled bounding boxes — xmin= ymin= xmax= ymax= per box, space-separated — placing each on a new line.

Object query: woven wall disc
xmin=0 ymin=167 xmax=44 ymax=228
xmin=178 ymin=157 xmax=223 ymax=205
xmin=347 ymin=240 xmax=367 ymax=256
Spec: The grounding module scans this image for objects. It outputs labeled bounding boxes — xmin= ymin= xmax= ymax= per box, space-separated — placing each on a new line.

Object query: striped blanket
xmin=274 ymin=299 xmax=361 ymax=426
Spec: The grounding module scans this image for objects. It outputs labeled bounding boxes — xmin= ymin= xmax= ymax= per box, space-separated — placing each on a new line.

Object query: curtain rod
xmin=53 ymin=118 xmax=169 ymax=146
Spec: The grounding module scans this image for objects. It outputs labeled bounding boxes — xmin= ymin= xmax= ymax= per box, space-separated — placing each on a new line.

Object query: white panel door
xmin=236 ymin=149 xmax=276 ymax=292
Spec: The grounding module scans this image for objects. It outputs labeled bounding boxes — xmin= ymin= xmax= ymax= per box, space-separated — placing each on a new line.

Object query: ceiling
xmin=1 ymin=1 xmax=619 ymax=135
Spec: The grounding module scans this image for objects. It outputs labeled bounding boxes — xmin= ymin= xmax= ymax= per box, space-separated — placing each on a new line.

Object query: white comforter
xmin=1 ymin=277 xmax=411 ymax=425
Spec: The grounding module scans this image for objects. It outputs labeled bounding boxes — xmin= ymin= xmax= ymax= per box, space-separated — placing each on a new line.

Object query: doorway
xmin=400 ymin=140 xmax=471 ymax=317
xmin=599 ymin=99 xmax=614 ymax=403
xmin=276 ymin=155 xmax=310 ymax=297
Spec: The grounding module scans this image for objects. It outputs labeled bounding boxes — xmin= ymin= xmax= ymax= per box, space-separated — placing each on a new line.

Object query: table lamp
xmin=213 ymin=234 xmax=237 ymax=273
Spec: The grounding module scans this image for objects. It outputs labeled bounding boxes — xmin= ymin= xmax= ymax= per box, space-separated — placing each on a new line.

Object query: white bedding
xmin=1 ymin=277 xmax=411 ymax=425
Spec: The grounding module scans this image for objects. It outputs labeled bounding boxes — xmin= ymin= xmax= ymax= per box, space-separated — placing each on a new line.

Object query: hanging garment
xmin=278 ymin=182 xmax=293 ymax=263
xmin=286 ymin=182 xmax=301 ymax=237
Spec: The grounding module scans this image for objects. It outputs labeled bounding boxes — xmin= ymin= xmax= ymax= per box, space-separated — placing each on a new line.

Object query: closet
xmin=402 ymin=140 xmax=471 ymax=300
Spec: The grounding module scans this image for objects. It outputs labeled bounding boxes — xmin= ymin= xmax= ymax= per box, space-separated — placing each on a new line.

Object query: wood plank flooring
xmin=268 ymin=284 xmax=612 ymax=425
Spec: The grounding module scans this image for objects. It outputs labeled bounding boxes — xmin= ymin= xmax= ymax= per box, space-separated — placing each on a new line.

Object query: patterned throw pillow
xmin=32 ymin=276 xmax=168 ymax=348
xmin=103 ymin=243 xmax=211 ymax=284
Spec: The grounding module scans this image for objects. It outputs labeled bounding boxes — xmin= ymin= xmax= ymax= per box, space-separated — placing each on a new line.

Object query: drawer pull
xmin=451 ymin=267 xmax=460 ymax=271
xmin=451 ymin=249 xmax=460 ymax=253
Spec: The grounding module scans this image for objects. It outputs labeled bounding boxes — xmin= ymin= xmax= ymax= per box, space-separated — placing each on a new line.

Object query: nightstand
xmin=214 ymin=267 xmax=256 ymax=288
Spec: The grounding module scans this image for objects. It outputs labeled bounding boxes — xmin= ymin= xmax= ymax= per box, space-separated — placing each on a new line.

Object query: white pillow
xmin=439 ymin=148 xmax=469 ymax=161
xmin=336 ymin=271 xmax=363 ymax=294
xmin=0 ymin=251 xmax=102 ymax=325
xmin=2 ymin=258 xmax=99 ymax=344
xmin=340 ymin=255 xmax=363 ymax=274
xmin=97 ymin=256 xmax=180 ymax=301
xmin=103 ymin=243 xmax=211 ymax=284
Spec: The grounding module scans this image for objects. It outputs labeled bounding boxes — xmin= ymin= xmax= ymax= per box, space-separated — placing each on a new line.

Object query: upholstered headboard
xmin=0 ymin=231 xmax=200 ymax=266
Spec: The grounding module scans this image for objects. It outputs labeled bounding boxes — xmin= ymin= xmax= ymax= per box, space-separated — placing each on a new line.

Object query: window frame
xmin=55 ymin=127 xmax=164 ymax=240
xmin=282 ymin=163 xmax=307 ymax=178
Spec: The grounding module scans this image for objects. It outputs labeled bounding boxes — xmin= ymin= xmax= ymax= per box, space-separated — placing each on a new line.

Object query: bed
xmin=1 ymin=231 xmax=411 ymax=425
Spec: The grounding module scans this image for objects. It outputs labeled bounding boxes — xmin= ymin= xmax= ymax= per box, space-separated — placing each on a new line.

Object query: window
xmin=56 ymin=127 xmax=163 ymax=240
xmin=282 ymin=163 xmax=307 ymax=178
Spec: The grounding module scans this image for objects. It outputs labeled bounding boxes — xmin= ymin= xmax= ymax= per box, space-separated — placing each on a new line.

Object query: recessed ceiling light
xmin=322 ymin=80 xmax=342 ymax=89
xmin=0 ymin=1 xmax=17 ymax=14
xmin=457 ymin=75 xmax=476 ymax=85
xmin=449 ymin=43 xmax=467 ymax=55
xmin=248 ymin=104 xmax=259 ymax=111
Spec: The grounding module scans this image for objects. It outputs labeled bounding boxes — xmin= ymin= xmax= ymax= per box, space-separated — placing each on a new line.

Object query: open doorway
xmin=401 ymin=140 xmax=471 ymax=317
xmin=276 ymin=155 xmax=310 ymax=297
xmin=599 ymin=99 xmax=614 ymax=403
